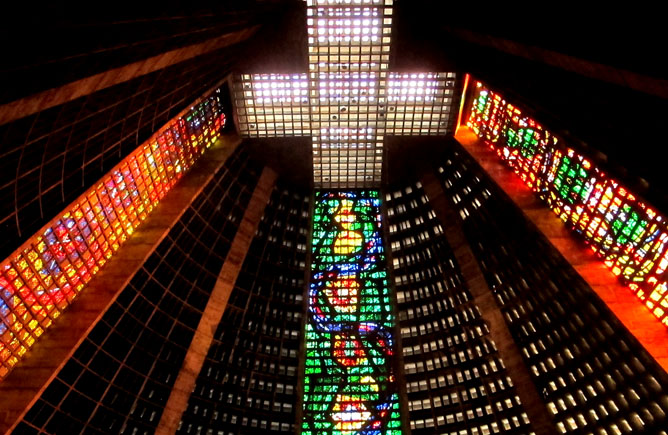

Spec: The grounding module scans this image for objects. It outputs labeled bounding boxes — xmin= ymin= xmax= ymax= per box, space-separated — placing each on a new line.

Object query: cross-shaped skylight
xmin=233 ymin=0 xmax=458 ymax=188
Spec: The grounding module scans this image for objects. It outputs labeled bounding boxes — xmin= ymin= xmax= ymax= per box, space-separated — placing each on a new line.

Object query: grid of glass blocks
xmin=313 ymin=128 xmax=383 ymax=189
xmin=17 ymin=148 xmax=259 ymax=435
xmin=309 ymin=71 xmax=388 ymax=133
xmin=307 ymin=0 xmax=392 ymax=72
xmin=307 ymin=0 xmax=391 ymax=190
xmin=467 ymin=80 xmax=668 ymax=327
xmin=386 ymin=72 xmax=457 ymax=135
xmin=303 ymin=190 xmax=401 ymax=435
xmin=234 ymin=74 xmax=310 ymax=137
xmin=437 ymin=144 xmax=668 ymax=433
xmin=0 ymin=89 xmax=227 ymax=381
xmin=177 ymin=186 xmax=309 ymax=435
xmin=386 ymin=184 xmax=534 ymax=434
xmin=233 ymin=0 xmax=459 ymax=189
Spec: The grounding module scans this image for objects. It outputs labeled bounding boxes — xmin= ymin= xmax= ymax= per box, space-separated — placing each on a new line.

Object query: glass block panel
xmin=467 ymin=80 xmax=668 ymax=327
xmin=303 ymin=190 xmax=402 ymax=435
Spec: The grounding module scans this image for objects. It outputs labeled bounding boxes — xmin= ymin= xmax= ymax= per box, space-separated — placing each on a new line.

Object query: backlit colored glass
xmin=0 ymin=90 xmax=227 ymax=380
xmin=303 ymin=191 xmax=401 ymax=435
xmin=467 ymin=80 xmax=668 ymax=327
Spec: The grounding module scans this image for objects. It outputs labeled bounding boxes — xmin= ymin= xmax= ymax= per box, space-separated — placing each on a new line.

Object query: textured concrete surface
xmin=422 ymin=172 xmax=558 ymax=435
xmin=156 ymin=167 xmax=278 ymax=435
xmin=0 ymin=27 xmax=258 ymax=125
xmin=0 ymin=135 xmax=242 ymax=434
xmin=455 ymin=126 xmax=668 ymax=372
xmin=444 ymin=27 xmax=668 ymax=100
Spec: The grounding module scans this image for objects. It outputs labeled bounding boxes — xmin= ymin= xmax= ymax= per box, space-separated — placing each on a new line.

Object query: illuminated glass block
xmin=0 ymin=90 xmax=227 ymax=381
xmin=303 ymin=191 xmax=401 ymax=434
xmin=467 ymin=80 xmax=668 ymax=327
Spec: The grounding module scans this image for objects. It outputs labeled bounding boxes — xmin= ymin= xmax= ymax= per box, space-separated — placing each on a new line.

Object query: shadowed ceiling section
xmin=0 ymin=2 xmax=297 ymax=260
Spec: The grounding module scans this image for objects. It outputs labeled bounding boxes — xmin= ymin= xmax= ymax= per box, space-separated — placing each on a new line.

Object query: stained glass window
xmin=233 ymin=0 xmax=459 ymax=189
xmin=0 ymin=89 xmax=227 ymax=380
xmin=466 ymin=80 xmax=668 ymax=326
xmin=303 ymin=190 xmax=401 ymax=435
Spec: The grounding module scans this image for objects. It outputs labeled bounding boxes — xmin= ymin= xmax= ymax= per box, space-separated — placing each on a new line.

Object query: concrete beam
xmin=0 ymin=27 xmax=259 ymax=125
xmin=422 ymin=172 xmax=557 ymax=435
xmin=0 ymin=135 xmax=242 ymax=434
xmin=455 ymin=126 xmax=668 ymax=371
xmin=155 ymin=166 xmax=278 ymax=434
xmin=443 ymin=27 xmax=668 ymax=100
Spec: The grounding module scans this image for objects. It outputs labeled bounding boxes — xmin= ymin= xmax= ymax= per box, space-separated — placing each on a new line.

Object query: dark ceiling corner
xmin=234 ymin=2 xmax=308 ymax=74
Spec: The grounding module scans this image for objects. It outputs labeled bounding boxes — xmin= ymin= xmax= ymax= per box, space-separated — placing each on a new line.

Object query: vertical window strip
xmin=303 ymin=190 xmax=402 ymax=435
xmin=0 ymin=90 xmax=227 ymax=380
xmin=466 ymin=80 xmax=668 ymax=327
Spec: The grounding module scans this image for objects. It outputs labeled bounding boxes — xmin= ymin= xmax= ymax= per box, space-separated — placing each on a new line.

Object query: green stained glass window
xmin=302 ymin=191 xmax=401 ymax=435
xmin=466 ymin=79 xmax=668 ymax=326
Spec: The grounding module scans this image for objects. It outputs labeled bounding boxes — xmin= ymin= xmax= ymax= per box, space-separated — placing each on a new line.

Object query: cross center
xmin=234 ymin=0 xmax=458 ymax=188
